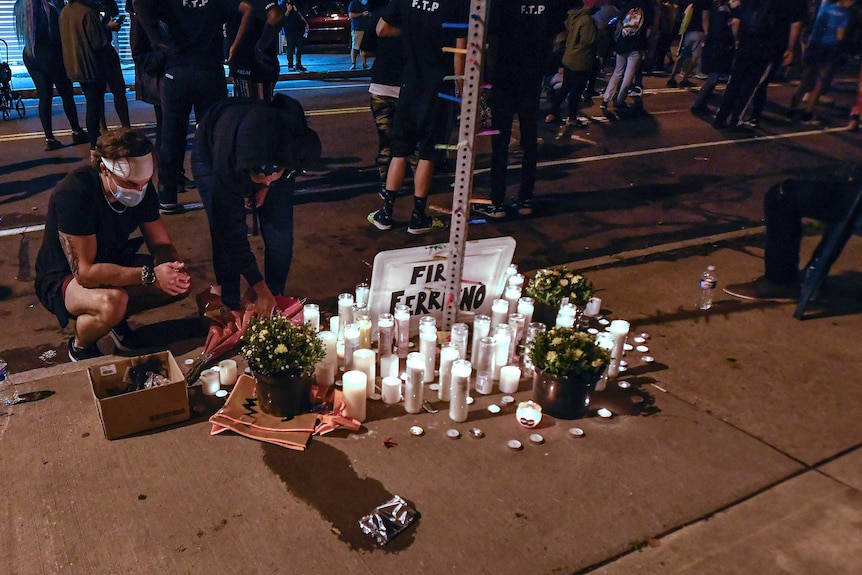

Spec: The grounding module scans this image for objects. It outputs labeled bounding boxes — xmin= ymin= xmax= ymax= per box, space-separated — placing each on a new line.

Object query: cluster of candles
xmin=199 ymin=359 xmax=239 ymax=397
xmin=297 ymin=274 xmax=635 ymax=426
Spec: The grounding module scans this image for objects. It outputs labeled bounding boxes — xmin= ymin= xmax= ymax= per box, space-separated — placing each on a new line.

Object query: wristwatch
xmin=141 ymin=264 xmax=156 ymax=286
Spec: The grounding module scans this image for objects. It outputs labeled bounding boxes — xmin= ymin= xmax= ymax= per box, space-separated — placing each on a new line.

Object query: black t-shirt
xmin=735 ymin=0 xmax=807 ymax=59
xmin=486 ymin=0 xmax=567 ymax=83
xmin=380 ymin=0 xmax=469 ymax=78
xmin=280 ymin=1 xmax=305 ymax=36
xmin=227 ymin=0 xmax=280 ymax=81
xmin=151 ymin=0 xmax=241 ymax=68
xmin=35 ymin=166 xmax=159 ymax=297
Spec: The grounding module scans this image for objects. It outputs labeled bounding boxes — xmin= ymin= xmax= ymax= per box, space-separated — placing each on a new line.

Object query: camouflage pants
xmin=370 ymin=93 xmax=418 ymax=184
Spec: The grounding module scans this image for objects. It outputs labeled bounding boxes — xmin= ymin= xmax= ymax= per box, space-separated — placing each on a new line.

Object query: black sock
xmin=412 ymin=196 xmax=427 ymax=219
xmin=381 ymin=189 xmax=397 ymax=218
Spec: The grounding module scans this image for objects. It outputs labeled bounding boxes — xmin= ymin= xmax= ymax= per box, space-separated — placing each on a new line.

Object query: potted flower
xmin=525 ymin=267 xmax=594 ymax=326
xmin=241 ymin=313 xmax=325 ymax=418
xmin=527 ymin=327 xmax=610 ymax=419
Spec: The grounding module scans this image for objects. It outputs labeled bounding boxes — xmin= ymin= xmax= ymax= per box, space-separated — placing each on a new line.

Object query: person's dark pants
xmin=284 ymin=34 xmax=305 ymax=68
xmin=81 ymin=80 xmax=107 ymax=148
xmin=549 ymin=68 xmax=590 ymax=121
xmin=194 ymin=159 xmax=295 ymax=309
xmin=714 ymin=53 xmax=771 ymax=127
xmin=160 ymin=64 xmax=227 ymax=204
xmin=23 ymin=49 xmax=82 ymax=140
xmin=764 ymin=179 xmax=858 ymax=284
xmin=101 ymin=50 xmax=131 ymax=129
xmin=489 ymin=76 xmax=542 ymax=205
xmin=749 ymin=53 xmax=783 ymax=122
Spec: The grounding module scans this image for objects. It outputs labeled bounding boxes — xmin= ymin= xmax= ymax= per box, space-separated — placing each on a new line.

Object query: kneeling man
xmin=35 ymin=128 xmax=192 ymax=361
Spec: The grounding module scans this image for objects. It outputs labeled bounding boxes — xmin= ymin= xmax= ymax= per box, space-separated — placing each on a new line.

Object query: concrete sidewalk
xmin=2 ymin=232 xmax=860 ymax=575
xmin=6 ymin=52 xmax=368 ymax=101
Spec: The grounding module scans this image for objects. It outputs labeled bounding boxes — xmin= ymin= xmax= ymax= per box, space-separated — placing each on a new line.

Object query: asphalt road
xmin=1 ymin=68 xmax=860 ymax=371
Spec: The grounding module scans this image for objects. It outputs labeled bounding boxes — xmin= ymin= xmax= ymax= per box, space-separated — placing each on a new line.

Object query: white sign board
xmin=368 ymin=236 xmax=516 ymax=335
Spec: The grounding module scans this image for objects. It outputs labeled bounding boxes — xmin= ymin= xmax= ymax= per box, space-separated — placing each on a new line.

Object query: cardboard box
xmin=88 ymin=351 xmax=190 ymax=440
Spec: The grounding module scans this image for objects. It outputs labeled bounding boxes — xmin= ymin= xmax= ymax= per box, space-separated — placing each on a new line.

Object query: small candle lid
xmin=446 ymin=429 xmax=461 ymax=439
xmin=623 ymin=343 xmax=633 ymax=351
xmin=636 ymin=345 xmax=649 ymax=353
xmin=409 ymin=426 xmax=424 ymax=436
xmin=500 ymin=395 xmax=515 ymax=404
xmin=617 ymin=380 xmax=631 ymax=389
xmin=183 ymin=358 xmax=195 ymax=365
xmin=487 ymin=404 xmax=501 ymax=414
xmin=468 ymin=428 xmax=484 ymax=439
xmin=507 ymin=440 xmax=523 ymax=450
xmin=428 ymin=383 xmax=440 ymax=391
xmin=528 ymin=433 xmax=544 ymax=444
xmin=632 ymin=336 xmax=646 ymax=344
xmin=642 ymin=355 xmax=655 ymax=363
xmin=215 ymin=389 xmax=228 ymax=398
xmin=598 ymin=318 xmax=610 ymax=326
xmin=587 ymin=328 xmax=599 ymax=335
xmin=597 ymin=408 xmax=613 ymax=419
xmin=568 ymin=427 xmax=585 ymax=438
xmin=466 ymin=396 xmax=475 ymax=405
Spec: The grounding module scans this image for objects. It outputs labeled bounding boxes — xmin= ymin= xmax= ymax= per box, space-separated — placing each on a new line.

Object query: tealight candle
xmin=516 ymin=400 xmax=542 ymax=428
xmin=201 ymin=370 xmax=220 ymax=396
xmin=303 ymin=303 xmax=320 ymax=331
xmin=499 ymin=365 xmax=521 ymax=394
xmin=449 ymin=359 xmax=472 ymax=423
xmin=584 ymin=297 xmax=602 ymax=317
xmin=404 ymin=352 xmax=425 ymax=414
xmin=490 ymin=298 xmax=509 ymax=330
xmin=438 ymin=344 xmax=460 ymax=401
xmin=379 ymin=353 xmax=399 ymax=379
xmin=352 ymin=348 xmax=376 ymax=396
xmin=382 ymin=376 xmax=401 ymax=404
xmin=218 ymin=359 xmax=238 ymax=387
xmin=342 ymin=370 xmax=367 ymax=422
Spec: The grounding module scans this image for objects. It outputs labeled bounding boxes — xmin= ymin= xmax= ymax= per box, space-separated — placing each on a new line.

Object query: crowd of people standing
xmin=10 ymin=0 xmax=862 ymax=360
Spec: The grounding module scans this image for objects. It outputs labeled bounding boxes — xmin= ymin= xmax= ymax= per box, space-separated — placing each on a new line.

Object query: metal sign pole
xmin=441 ymin=0 xmax=487 ymax=332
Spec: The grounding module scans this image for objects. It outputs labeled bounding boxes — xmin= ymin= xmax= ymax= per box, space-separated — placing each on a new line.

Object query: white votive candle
xmin=404 ymin=352 xmax=425 ymax=414
xmin=584 ymin=297 xmax=602 ymax=317
xmin=379 ymin=354 xmax=399 ymax=379
xmin=377 ymin=313 xmax=394 ymax=357
xmin=329 ymin=315 xmax=339 ymax=336
xmin=218 ymin=359 xmax=238 ymax=387
xmin=490 ymin=298 xmax=509 ymax=329
xmin=315 ymin=363 xmax=336 ymax=387
xmin=493 ymin=324 xmax=512 ymax=380
xmin=303 ymin=303 xmax=320 ymax=331
xmin=342 ymin=370 xmax=367 ymax=422
xmin=394 ymin=304 xmax=411 ymax=358
xmin=343 ymin=323 xmax=360 ymax=371
xmin=499 ymin=365 xmax=521 ymax=394
xmin=356 ymin=314 xmax=372 ymax=349
xmin=382 ymin=376 xmax=401 ymax=404
xmin=471 ymin=314 xmax=491 ymax=362
xmin=438 ymin=344 xmax=459 ymax=401
xmin=504 ymin=284 xmax=522 ymax=314
xmin=337 ymin=293 xmax=354 ymax=339
xmin=201 ymin=370 xmax=220 ymax=396
xmin=517 ymin=296 xmax=534 ymax=329
xmin=449 ymin=359 xmax=472 ymax=423
xmin=318 ymin=330 xmax=338 ymax=371
xmin=355 ymin=282 xmax=370 ymax=306
xmin=353 ymin=348 xmax=376 ymax=396
xmin=419 ymin=324 xmax=437 ymax=383
xmin=607 ymin=319 xmax=630 ymax=378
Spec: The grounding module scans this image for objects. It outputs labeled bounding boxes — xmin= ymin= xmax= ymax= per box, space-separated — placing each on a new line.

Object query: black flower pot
xmin=532 ymin=367 xmax=600 ymax=419
xmin=253 ymin=372 xmax=312 ymax=419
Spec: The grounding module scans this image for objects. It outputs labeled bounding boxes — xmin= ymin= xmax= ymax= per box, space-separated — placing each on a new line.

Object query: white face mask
xmin=111 ymin=182 xmax=149 ymax=207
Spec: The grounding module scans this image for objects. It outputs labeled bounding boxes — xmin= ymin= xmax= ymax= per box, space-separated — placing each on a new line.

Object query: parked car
xmin=304 ymin=2 xmax=351 ymax=44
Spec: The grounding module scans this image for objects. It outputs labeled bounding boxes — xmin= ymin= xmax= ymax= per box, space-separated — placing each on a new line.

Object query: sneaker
xmin=666 ymin=78 xmax=678 ymax=88
xmin=407 ymin=214 xmax=446 ymax=235
xmin=741 ymin=117 xmax=760 ymax=129
xmin=723 ymin=277 xmax=799 ymax=302
xmin=71 ymin=130 xmax=90 ymax=145
xmin=694 ymin=73 xmax=708 ymax=80
xmin=159 ymin=202 xmax=185 ymax=215
xmin=510 ymin=198 xmax=534 ymax=216
xmin=109 ymin=320 xmax=150 ymax=353
xmin=565 ymin=117 xmax=587 ymax=128
xmin=349 ymin=63 xmax=357 ymax=70
xmin=288 ymin=66 xmax=296 ymax=71
xmin=181 ymin=172 xmax=196 ymax=190
xmin=45 ymin=139 xmax=63 ymax=151
xmin=362 ymin=63 xmax=369 ymax=69
xmin=368 ymin=209 xmax=394 ymax=230
xmin=296 ymin=65 xmax=307 ymax=72
xmin=68 ymin=337 xmax=104 ymax=362
xmin=679 ymin=79 xmax=696 ymax=88
xmin=599 ymin=101 xmax=608 ymax=110
xmin=472 ymin=203 xmax=507 ymax=219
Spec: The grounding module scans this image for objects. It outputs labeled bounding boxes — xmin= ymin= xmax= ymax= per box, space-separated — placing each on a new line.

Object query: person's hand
xmin=155 ymin=261 xmax=191 ymax=296
xmin=245 ymin=281 xmax=277 ymax=317
xmin=782 ymin=49 xmax=793 ymax=68
xmin=107 ymin=20 xmax=121 ymax=32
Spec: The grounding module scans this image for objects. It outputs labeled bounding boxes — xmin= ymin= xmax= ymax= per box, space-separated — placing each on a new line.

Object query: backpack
xmin=614 ymin=6 xmax=645 ymax=42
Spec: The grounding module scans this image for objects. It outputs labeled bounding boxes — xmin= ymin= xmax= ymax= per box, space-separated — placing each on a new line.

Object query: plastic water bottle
xmin=698 ymin=265 xmax=717 ymax=310
xmin=0 ymin=357 xmax=17 ymax=407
